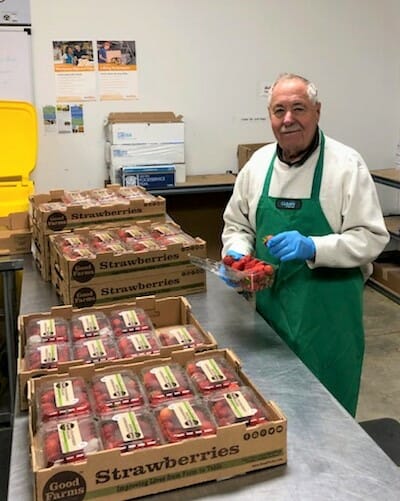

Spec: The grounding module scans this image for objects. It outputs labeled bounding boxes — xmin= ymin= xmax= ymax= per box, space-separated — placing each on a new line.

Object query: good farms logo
xmin=42 ymin=471 xmax=86 ymax=500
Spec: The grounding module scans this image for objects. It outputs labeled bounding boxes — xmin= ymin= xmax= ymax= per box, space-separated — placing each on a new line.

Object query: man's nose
xmin=283 ymin=110 xmax=294 ymax=124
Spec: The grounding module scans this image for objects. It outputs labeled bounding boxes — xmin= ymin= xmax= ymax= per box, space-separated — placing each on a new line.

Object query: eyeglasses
xmin=270 ymin=105 xmax=309 ymax=119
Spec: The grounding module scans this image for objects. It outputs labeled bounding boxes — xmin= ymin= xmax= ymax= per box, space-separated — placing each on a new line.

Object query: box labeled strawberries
xmin=28 ymin=348 xmax=287 ymax=501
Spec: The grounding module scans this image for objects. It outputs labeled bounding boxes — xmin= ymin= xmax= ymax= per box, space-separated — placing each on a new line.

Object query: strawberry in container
xmin=156 ymin=232 xmax=198 ymax=247
xmin=99 ymin=408 xmax=162 ymax=452
xmin=73 ymin=336 xmax=120 ymax=364
xmin=206 ymin=386 xmax=270 ymax=427
xmin=155 ymin=399 xmax=216 ymax=443
xmin=91 ymin=370 xmax=146 ymax=415
xmin=149 ymin=222 xmax=182 ymax=239
xmin=117 ymin=331 xmax=161 ymax=359
xmin=25 ymin=343 xmax=72 ymax=370
xmin=40 ymin=417 xmax=101 ymax=467
xmin=155 ymin=324 xmax=208 ymax=349
xmin=88 ymin=230 xmax=120 ymax=252
xmin=62 ymin=246 xmax=96 ymax=261
xmin=141 ymin=363 xmax=196 ymax=406
xmin=25 ymin=316 xmax=70 ymax=345
xmin=124 ymin=237 xmax=162 ymax=253
xmin=110 ymin=307 xmax=154 ymax=337
xmin=62 ymin=190 xmax=94 ymax=207
xmin=89 ymin=188 xmax=128 ymax=206
xmin=186 ymin=356 xmax=242 ymax=395
xmin=71 ymin=312 xmax=113 ymax=341
xmin=38 ymin=202 xmax=67 ymax=213
xmin=116 ymin=225 xmax=151 ymax=243
xmin=118 ymin=186 xmax=157 ymax=202
xmin=37 ymin=377 xmax=91 ymax=422
xmin=53 ymin=234 xmax=90 ymax=253
xmin=222 ymin=254 xmax=275 ymax=292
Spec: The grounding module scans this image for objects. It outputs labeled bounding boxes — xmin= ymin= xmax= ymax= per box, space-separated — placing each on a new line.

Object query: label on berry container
xmin=57 ymin=420 xmax=87 ymax=454
xmin=196 ymin=359 xmax=226 ymax=383
xmin=94 ymin=231 xmax=114 ymax=243
xmin=224 ymin=391 xmax=257 ymax=419
xmin=151 ymin=366 xmax=179 ymax=391
xmin=38 ymin=319 xmax=56 ymax=340
xmin=79 ymin=315 xmax=100 ymax=334
xmin=101 ymin=374 xmax=129 ymax=399
xmin=64 ymin=236 xmax=83 ymax=246
xmin=74 ymin=248 xmax=95 ymax=258
xmin=120 ymin=310 xmax=140 ymax=329
xmin=107 ymin=243 xmax=126 ymax=253
xmin=128 ymin=333 xmax=151 ymax=352
xmin=169 ymin=327 xmax=194 ymax=345
xmin=84 ymin=339 xmax=106 ymax=359
xmin=53 ymin=380 xmax=79 ymax=408
xmin=169 ymin=401 xmax=201 ymax=429
xmin=38 ymin=344 xmax=58 ymax=364
xmin=114 ymin=411 xmax=144 ymax=441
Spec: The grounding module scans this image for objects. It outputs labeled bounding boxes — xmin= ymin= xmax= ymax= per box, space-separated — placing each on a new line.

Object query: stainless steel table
xmin=9 ymin=258 xmax=400 ymax=500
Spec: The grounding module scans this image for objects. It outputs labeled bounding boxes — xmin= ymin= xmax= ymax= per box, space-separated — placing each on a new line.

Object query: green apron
xmin=255 ymin=133 xmax=364 ymax=416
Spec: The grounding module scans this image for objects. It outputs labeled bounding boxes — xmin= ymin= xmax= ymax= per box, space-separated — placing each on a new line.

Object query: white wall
xmin=30 ymin=0 xmax=400 ymax=212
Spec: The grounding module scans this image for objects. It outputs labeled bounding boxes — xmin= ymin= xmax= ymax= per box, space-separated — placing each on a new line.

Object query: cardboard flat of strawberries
xmin=189 ymin=254 xmax=276 ymax=292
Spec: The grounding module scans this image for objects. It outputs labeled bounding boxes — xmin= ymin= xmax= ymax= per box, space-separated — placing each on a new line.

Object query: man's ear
xmin=316 ymin=102 xmax=321 ymax=121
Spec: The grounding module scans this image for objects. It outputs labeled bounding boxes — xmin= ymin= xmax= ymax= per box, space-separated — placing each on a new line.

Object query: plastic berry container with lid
xmin=186 ymin=356 xmax=242 ymax=395
xmin=110 ymin=307 xmax=154 ymax=337
xmin=99 ymin=408 xmax=162 ymax=452
xmin=205 ymin=386 xmax=270 ymax=427
xmin=117 ymin=331 xmax=161 ymax=359
xmin=72 ymin=336 xmax=120 ymax=364
xmin=53 ymin=234 xmax=89 ymax=252
xmin=61 ymin=246 xmax=96 ymax=260
xmin=155 ymin=398 xmax=216 ymax=443
xmin=155 ymin=324 xmax=208 ymax=349
xmin=25 ymin=343 xmax=71 ymax=370
xmin=39 ymin=416 xmax=101 ymax=468
xmin=62 ymin=190 xmax=94 ymax=207
xmin=141 ymin=363 xmax=196 ymax=406
xmin=70 ymin=312 xmax=113 ymax=341
xmin=88 ymin=229 xmax=119 ymax=250
xmin=37 ymin=377 xmax=91 ymax=422
xmin=149 ymin=222 xmax=182 ymax=239
xmin=156 ymin=232 xmax=198 ymax=247
xmin=116 ymin=225 xmax=151 ymax=243
xmin=124 ymin=238 xmax=162 ymax=253
xmin=25 ymin=316 xmax=70 ymax=345
xmin=91 ymin=370 xmax=146 ymax=415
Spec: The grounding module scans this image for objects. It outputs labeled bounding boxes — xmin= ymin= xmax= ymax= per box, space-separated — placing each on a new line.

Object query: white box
xmin=106 ymin=142 xmax=185 ymax=167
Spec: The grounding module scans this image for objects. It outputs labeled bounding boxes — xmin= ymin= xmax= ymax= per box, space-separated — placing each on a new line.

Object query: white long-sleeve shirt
xmin=222 ymin=134 xmax=389 ymax=279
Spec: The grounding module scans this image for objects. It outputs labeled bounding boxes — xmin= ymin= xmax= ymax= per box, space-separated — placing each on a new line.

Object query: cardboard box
xmin=18 ymin=295 xmax=217 ymax=411
xmin=50 ymin=224 xmax=207 ymax=288
xmin=237 ymin=143 xmax=270 ymax=171
xmin=121 ymin=165 xmax=176 ymax=189
xmin=372 ymin=251 xmax=400 ymax=293
xmin=54 ymin=264 xmax=206 ymax=308
xmin=0 ymin=211 xmax=31 ymax=256
xmin=27 ymin=348 xmax=287 ymax=501
xmin=30 ymin=187 xmax=166 ymax=235
xmin=105 ymin=111 xmax=184 ymax=145
xmin=106 ymin=142 xmax=185 ymax=167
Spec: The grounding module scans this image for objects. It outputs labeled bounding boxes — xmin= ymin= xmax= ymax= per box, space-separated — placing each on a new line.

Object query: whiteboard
xmin=0 ymin=28 xmax=33 ymax=102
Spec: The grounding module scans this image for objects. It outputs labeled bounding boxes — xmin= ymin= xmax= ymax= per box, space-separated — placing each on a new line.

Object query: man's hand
xmin=267 ymin=231 xmax=315 ymax=262
xmin=220 ymin=250 xmax=244 ymax=287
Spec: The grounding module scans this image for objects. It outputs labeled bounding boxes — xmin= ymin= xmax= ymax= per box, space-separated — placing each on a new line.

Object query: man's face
xmin=268 ymin=78 xmax=321 ymax=160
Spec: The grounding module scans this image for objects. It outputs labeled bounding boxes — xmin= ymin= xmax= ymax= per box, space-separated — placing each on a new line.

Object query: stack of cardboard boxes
xmin=105 ymin=112 xmax=186 ymax=189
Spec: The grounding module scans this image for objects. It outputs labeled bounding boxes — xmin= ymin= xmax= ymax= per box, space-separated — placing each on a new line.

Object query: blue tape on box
xmin=121 ymin=165 xmax=175 ymax=189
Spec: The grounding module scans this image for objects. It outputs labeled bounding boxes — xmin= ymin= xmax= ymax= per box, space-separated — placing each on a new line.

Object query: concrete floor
xmin=356 ymin=285 xmax=400 ymax=422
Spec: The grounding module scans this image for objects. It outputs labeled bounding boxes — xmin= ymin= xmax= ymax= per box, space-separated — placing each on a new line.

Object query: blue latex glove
xmin=267 ymin=231 xmax=315 ymax=262
xmin=219 ymin=250 xmax=244 ymax=287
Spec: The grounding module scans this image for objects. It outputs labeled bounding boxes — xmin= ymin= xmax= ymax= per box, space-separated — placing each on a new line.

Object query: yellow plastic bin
xmin=0 ymin=100 xmax=37 ymax=216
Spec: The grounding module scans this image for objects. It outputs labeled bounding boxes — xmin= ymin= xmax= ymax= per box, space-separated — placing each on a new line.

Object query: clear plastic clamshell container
xmin=73 ymin=336 xmax=120 ymax=364
xmin=39 ymin=416 xmax=101 ymax=467
xmin=37 ymin=377 xmax=91 ymax=422
xmin=156 ymin=232 xmax=198 ymax=247
xmin=141 ymin=363 xmax=196 ymax=406
xmin=150 ymin=222 xmax=182 ymax=239
xmin=25 ymin=342 xmax=71 ymax=370
xmin=155 ymin=399 xmax=216 ymax=443
xmin=116 ymin=225 xmax=151 ymax=243
xmin=99 ymin=408 xmax=162 ymax=452
xmin=110 ymin=307 xmax=154 ymax=337
xmin=155 ymin=324 xmax=207 ymax=349
xmin=205 ymin=386 xmax=271 ymax=427
xmin=117 ymin=331 xmax=161 ymax=359
xmin=25 ymin=316 xmax=70 ymax=345
xmin=91 ymin=370 xmax=146 ymax=415
xmin=71 ymin=312 xmax=113 ymax=341
xmin=186 ymin=356 xmax=242 ymax=394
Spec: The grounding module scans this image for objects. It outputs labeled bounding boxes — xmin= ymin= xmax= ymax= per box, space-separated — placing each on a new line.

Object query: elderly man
xmin=222 ymin=73 xmax=389 ymax=416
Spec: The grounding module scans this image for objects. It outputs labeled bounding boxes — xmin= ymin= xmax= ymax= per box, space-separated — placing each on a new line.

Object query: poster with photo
xmin=53 ymin=40 xmax=96 ymax=101
xmin=97 ymin=40 xmax=138 ymax=100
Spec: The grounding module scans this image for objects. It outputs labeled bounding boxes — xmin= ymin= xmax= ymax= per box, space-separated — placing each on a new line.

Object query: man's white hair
xmin=267 ymin=73 xmax=319 ymax=107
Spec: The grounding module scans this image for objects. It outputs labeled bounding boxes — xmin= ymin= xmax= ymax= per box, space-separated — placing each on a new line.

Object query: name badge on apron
xmin=275 ymin=199 xmax=302 ymax=210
